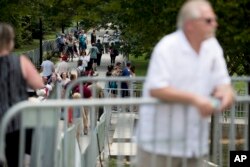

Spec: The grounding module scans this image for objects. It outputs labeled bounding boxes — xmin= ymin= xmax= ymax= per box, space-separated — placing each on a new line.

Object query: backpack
xmin=113 ymin=49 xmax=119 ymax=56
xmin=109 ymin=81 xmax=117 ymax=89
xmin=96 ymin=43 xmax=103 ymax=52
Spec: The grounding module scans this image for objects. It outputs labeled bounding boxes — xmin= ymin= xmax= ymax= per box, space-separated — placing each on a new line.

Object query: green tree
xmin=93 ymin=0 xmax=250 ymax=75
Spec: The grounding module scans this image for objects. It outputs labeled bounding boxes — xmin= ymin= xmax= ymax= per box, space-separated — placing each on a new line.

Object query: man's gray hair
xmin=177 ymin=0 xmax=212 ymax=29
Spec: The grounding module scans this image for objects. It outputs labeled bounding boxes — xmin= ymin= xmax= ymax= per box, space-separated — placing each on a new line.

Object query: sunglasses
xmin=196 ymin=17 xmax=217 ymax=25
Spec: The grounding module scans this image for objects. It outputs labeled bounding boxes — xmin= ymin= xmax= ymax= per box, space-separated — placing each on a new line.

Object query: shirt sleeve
xmin=212 ymin=49 xmax=231 ymax=86
xmin=146 ymin=43 xmax=172 ymax=89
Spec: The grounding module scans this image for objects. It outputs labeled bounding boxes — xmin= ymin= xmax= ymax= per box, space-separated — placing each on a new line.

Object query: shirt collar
xmin=177 ymin=29 xmax=195 ymax=53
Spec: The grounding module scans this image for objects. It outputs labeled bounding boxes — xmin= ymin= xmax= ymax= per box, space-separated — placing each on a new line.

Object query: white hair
xmin=177 ymin=0 xmax=212 ymax=29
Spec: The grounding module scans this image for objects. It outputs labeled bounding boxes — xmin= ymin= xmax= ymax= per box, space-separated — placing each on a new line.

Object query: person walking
xmin=41 ymin=54 xmax=55 ymax=82
xmin=91 ymin=30 xmax=97 ymax=44
xmin=136 ymin=1 xmax=234 ymax=167
xmin=87 ymin=43 xmax=99 ymax=71
xmin=55 ymin=55 xmax=70 ymax=75
xmin=102 ymin=31 xmax=110 ymax=53
xmin=95 ymin=39 xmax=103 ymax=66
xmin=109 ymin=43 xmax=119 ymax=65
xmin=79 ymin=30 xmax=87 ymax=52
xmin=0 ymin=23 xmax=44 ymax=167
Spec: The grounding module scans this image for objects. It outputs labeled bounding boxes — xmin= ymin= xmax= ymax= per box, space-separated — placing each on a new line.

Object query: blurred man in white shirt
xmin=136 ymin=1 xmax=234 ymax=167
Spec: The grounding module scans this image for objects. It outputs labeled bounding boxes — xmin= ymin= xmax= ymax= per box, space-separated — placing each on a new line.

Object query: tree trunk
xmin=61 ymin=21 xmax=65 ymax=33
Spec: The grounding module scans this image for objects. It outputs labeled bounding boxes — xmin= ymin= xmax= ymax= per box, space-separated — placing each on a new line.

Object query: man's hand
xmin=192 ymin=96 xmax=215 ymax=117
xmin=213 ymin=84 xmax=235 ymax=111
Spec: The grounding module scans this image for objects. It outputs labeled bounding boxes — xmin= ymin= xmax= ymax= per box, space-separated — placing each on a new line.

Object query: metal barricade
xmin=18 ymin=39 xmax=57 ymax=67
xmin=1 ymin=76 xmax=250 ymax=167
xmin=0 ymin=96 xmax=249 ymax=167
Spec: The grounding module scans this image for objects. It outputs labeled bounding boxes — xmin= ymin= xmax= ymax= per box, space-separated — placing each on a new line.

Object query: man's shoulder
xmin=49 ymin=61 xmax=54 ymax=65
xmin=154 ymin=31 xmax=181 ymax=50
xmin=62 ymin=61 xmax=68 ymax=65
xmin=203 ymin=37 xmax=222 ymax=51
xmin=42 ymin=60 xmax=49 ymax=64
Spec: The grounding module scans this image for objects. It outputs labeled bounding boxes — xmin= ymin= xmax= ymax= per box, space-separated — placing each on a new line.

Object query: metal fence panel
xmin=1 ymin=77 xmax=250 ymax=167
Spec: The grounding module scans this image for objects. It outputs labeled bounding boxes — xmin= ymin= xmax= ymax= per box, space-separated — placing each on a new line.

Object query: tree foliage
xmin=0 ymin=0 xmax=249 ymax=75
xmin=95 ymin=0 xmax=250 ymax=75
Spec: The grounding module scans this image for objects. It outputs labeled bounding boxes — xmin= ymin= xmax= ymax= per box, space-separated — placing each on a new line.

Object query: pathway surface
xmin=56 ymin=29 xmax=125 ymax=157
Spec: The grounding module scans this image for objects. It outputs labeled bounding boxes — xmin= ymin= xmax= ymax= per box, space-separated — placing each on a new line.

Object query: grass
xmin=44 ymin=33 xmax=57 ymax=41
xmin=108 ymin=158 xmax=130 ymax=167
xmin=129 ymin=55 xmax=248 ymax=95
xmin=232 ymin=81 xmax=247 ymax=95
xmin=14 ymin=40 xmax=40 ymax=54
xmin=14 ymin=30 xmax=59 ymax=54
xmin=129 ymin=55 xmax=149 ymax=76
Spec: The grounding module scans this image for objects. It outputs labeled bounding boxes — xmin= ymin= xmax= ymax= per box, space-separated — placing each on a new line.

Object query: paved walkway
xmin=56 ymin=30 xmax=125 ymax=158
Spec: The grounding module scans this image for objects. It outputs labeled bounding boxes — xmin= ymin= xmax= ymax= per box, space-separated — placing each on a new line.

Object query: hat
xmin=127 ymin=61 xmax=131 ymax=66
xmin=62 ymin=55 xmax=67 ymax=61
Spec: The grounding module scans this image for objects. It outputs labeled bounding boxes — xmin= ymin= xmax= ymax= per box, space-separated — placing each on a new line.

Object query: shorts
xmin=79 ymin=42 xmax=87 ymax=50
xmin=90 ymin=58 xmax=97 ymax=63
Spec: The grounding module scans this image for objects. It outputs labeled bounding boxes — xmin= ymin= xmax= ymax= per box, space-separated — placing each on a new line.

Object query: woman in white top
xmin=60 ymin=72 xmax=70 ymax=87
xmin=79 ymin=50 xmax=89 ymax=68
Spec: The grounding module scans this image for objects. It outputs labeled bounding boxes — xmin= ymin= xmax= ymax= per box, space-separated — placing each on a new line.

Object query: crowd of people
xmin=55 ymin=29 xmax=121 ymax=66
xmin=29 ymin=28 xmax=130 ymax=140
xmin=0 ymin=21 xmax=127 ymax=166
xmin=105 ymin=61 xmax=136 ymax=99
xmin=0 ymin=0 xmax=238 ymax=166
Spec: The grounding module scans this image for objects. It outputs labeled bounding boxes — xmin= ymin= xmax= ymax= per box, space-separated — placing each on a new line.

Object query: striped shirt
xmin=0 ymin=55 xmax=28 ymax=132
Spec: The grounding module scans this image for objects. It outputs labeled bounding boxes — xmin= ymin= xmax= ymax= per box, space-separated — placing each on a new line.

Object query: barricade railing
xmin=58 ymin=76 xmax=249 ymax=166
xmin=62 ymin=76 xmax=250 ymax=167
xmin=0 ymin=96 xmax=249 ymax=167
xmin=17 ymin=39 xmax=57 ymax=68
xmin=62 ymin=76 xmax=248 ymax=116
xmin=0 ymin=76 xmax=249 ymax=167
xmin=0 ymin=98 xmax=159 ymax=167
xmin=64 ymin=77 xmax=145 ymax=98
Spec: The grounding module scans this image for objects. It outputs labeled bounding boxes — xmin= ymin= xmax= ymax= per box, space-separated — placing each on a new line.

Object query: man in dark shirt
xmin=91 ymin=30 xmax=96 ymax=44
xmin=121 ymin=61 xmax=131 ymax=97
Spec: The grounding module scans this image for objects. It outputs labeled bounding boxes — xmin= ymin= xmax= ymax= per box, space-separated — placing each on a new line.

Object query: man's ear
xmin=184 ymin=21 xmax=192 ymax=31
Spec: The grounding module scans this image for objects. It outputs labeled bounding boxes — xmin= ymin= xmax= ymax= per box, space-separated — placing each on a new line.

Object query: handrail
xmin=0 ymin=97 xmax=160 ymax=161
xmin=0 ymin=95 xmax=249 ymax=155
xmin=64 ymin=76 xmax=145 ymax=99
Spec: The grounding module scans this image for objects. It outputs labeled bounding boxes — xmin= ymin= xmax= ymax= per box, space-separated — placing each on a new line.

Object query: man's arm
xmin=213 ymin=84 xmax=235 ymax=111
xmin=87 ymin=49 xmax=91 ymax=56
xmin=150 ymin=87 xmax=216 ymax=117
xmin=21 ymin=56 xmax=44 ymax=89
xmin=96 ymin=47 xmax=100 ymax=54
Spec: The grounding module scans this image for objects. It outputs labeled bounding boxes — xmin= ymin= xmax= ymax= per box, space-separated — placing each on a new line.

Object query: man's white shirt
xmin=103 ymin=34 xmax=110 ymax=43
xmin=136 ymin=30 xmax=230 ymax=157
xmin=41 ymin=60 xmax=54 ymax=77
xmin=55 ymin=61 xmax=69 ymax=75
